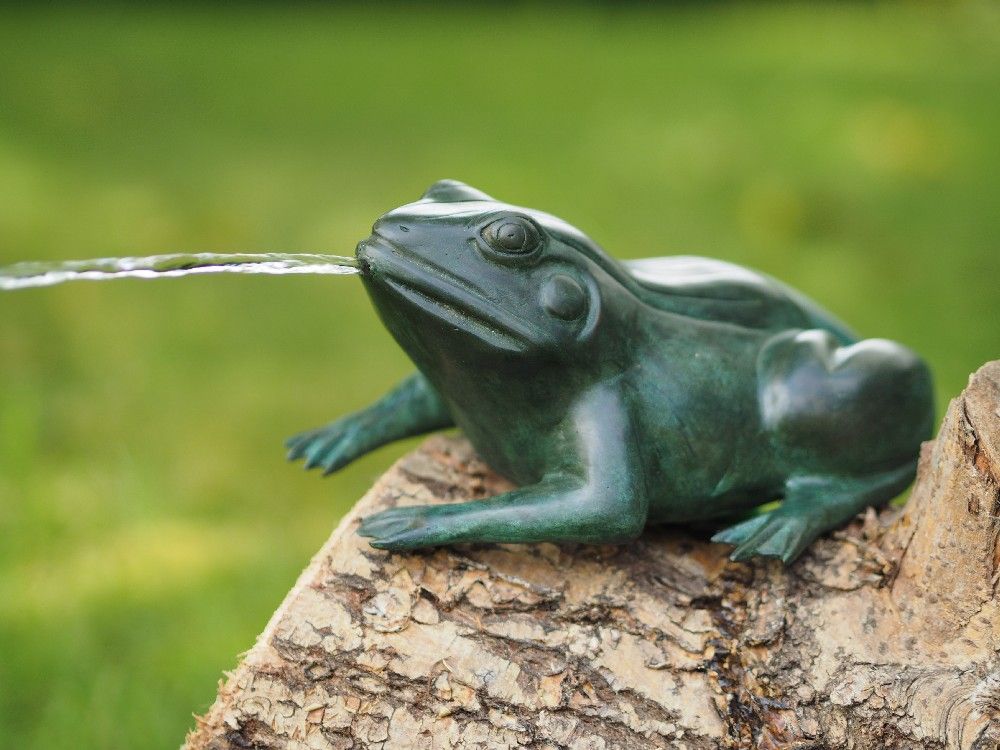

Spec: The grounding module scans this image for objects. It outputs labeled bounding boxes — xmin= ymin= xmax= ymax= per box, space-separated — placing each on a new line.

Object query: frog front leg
xmin=286 ymin=372 xmax=453 ymax=475
xmin=357 ymin=384 xmax=648 ymax=549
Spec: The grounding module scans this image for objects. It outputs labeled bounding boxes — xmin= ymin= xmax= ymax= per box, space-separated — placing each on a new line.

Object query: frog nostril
xmin=355 ymin=242 xmax=371 ymax=273
xmin=398 ymin=225 xmax=410 ymax=232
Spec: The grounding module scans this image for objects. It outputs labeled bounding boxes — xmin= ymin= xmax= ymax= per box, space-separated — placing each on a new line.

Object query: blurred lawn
xmin=1 ymin=3 xmax=998 ymax=747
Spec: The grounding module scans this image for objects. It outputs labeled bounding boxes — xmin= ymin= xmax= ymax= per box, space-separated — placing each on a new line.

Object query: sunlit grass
xmin=0 ymin=519 xmax=263 ymax=618
xmin=0 ymin=3 xmax=998 ymax=748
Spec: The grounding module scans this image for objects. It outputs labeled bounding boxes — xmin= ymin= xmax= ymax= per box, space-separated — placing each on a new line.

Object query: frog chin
xmin=383 ymin=276 xmax=536 ymax=354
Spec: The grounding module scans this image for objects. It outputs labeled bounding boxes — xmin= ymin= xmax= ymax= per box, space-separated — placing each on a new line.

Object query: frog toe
xmin=286 ymin=422 xmax=363 ymax=473
xmin=285 ymin=427 xmax=323 ymax=460
xmin=716 ymin=512 xmax=814 ymax=564
xmin=319 ymin=444 xmax=355 ymax=475
xmin=745 ymin=516 xmax=812 ymax=563
xmin=303 ymin=435 xmax=341 ymax=469
xmin=368 ymin=529 xmax=433 ymax=550
xmin=359 ymin=504 xmax=472 ymax=550
xmin=711 ymin=515 xmax=769 ymax=546
xmin=286 ymin=426 xmax=337 ymax=464
xmin=357 ymin=506 xmax=428 ymax=543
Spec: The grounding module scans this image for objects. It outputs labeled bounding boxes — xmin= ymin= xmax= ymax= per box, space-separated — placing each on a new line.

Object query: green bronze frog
xmin=287 ymin=180 xmax=934 ymax=563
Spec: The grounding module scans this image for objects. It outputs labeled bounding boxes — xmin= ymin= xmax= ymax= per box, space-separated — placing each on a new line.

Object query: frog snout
xmin=355 ymin=240 xmax=372 ymax=274
xmin=370 ymin=215 xmax=413 ymax=249
xmin=356 ymin=237 xmax=391 ymax=275
xmin=356 ymin=234 xmax=410 ymax=278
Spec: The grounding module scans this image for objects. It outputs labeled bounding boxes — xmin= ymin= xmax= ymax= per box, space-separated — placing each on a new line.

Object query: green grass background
xmin=0 ymin=3 xmax=998 ymax=747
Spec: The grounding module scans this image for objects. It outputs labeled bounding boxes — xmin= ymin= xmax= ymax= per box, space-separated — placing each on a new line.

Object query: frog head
xmin=356 ymin=180 xmax=637 ymax=374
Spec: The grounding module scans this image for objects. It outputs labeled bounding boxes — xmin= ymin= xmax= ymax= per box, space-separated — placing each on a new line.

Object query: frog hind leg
xmin=711 ymin=460 xmax=916 ymax=563
xmin=716 ymin=328 xmax=934 ymax=563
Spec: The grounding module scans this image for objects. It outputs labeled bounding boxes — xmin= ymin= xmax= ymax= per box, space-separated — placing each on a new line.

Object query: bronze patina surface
xmin=287 ymin=180 xmax=934 ymax=562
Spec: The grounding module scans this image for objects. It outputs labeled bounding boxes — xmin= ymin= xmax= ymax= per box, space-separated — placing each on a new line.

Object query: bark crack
xmin=185 ymin=361 xmax=1000 ymax=750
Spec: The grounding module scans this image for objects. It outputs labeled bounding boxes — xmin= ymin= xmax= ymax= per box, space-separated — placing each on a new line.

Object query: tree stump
xmin=183 ymin=363 xmax=1000 ymax=750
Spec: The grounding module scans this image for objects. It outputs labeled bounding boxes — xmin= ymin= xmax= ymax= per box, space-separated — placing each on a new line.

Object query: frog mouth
xmin=359 ymin=240 xmax=541 ymax=353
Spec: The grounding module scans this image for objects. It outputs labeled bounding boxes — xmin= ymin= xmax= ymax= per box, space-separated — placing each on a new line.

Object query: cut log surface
xmin=184 ymin=363 xmax=1000 ymax=750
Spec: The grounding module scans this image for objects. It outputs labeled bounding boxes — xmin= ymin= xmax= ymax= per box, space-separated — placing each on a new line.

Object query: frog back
xmin=625 ymin=256 xmax=857 ymax=344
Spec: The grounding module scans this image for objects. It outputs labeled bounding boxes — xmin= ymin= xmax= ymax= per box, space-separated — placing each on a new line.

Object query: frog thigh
xmin=711 ymin=331 xmax=932 ymax=563
xmin=756 ymin=329 xmax=934 ymax=474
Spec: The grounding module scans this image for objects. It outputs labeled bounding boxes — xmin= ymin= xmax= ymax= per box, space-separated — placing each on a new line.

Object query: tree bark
xmin=183 ymin=362 xmax=1000 ymax=750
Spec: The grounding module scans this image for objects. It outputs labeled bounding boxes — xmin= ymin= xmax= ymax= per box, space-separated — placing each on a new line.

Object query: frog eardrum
xmin=287 ymin=180 xmax=934 ymax=563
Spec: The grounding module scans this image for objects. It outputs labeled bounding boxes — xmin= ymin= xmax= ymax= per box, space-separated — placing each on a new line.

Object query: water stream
xmin=0 ymin=252 xmax=360 ymax=291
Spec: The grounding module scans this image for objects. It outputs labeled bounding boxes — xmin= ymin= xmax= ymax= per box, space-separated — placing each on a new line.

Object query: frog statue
xmin=286 ymin=180 xmax=934 ymax=563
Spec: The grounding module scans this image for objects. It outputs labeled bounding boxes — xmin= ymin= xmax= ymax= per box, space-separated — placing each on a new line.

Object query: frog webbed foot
xmin=357 ymin=505 xmax=456 ymax=550
xmin=286 ymin=374 xmax=454 ymax=476
xmin=711 ymin=510 xmax=814 ymax=564
xmin=286 ymin=417 xmax=368 ymax=475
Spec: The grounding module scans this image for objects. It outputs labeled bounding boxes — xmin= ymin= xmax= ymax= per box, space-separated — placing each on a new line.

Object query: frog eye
xmin=481 ymin=216 xmax=541 ymax=255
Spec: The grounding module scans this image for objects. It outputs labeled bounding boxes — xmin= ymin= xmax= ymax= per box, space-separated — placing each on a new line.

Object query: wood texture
xmin=184 ymin=363 xmax=1000 ymax=750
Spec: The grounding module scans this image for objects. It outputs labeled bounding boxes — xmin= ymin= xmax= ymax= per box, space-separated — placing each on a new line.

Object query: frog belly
xmin=639 ymin=413 xmax=785 ymax=524
xmin=627 ymin=329 xmax=784 ymax=522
